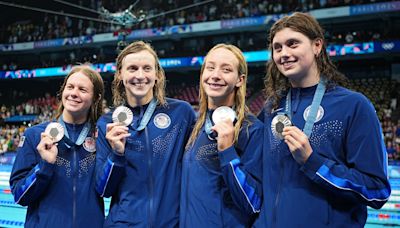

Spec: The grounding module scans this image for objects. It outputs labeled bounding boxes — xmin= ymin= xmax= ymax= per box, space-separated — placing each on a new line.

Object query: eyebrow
xmin=206 ymin=61 xmax=233 ymax=67
xmin=274 ymin=37 xmax=301 ymax=45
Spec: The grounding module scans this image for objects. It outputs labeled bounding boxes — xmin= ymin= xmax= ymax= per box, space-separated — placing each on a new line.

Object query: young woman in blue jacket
xmin=180 ymin=44 xmax=263 ymax=227
xmin=95 ymin=41 xmax=196 ymax=227
xmin=255 ymin=12 xmax=391 ymax=227
xmin=10 ymin=65 xmax=105 ymax=227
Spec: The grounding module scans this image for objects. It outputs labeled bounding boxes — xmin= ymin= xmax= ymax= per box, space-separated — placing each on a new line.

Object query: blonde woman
xmin=180 ymin=44 xmax=263 ymax=227
xmin=95 ymin=41 xmax=196 ymax=227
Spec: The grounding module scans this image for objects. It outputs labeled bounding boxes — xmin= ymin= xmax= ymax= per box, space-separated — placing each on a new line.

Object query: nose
xmin=69 ymin=87 xmax=79 ymax=97
xmin=281 ymin=46 xmax=290 ymax=58
xmin=210 ymin=68 xmax=221 ymax=81
xmin=135 ymin=68 xmax=145 ymax=79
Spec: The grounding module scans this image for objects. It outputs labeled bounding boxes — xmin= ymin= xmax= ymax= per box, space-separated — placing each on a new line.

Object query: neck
xmin=290 ymin=73 xmax=320 ymax=88
xmin=208 ymin=94 xmax=235 ymax=109
xmin=127 ymin=93 xmax=153 ymax=108
xmin=62 ymin=111 xmax=87 ymax=125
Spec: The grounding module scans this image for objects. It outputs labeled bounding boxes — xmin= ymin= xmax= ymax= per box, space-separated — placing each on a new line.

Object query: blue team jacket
xmin=96 ymin=98 xmax=196 ymax=227
xmin=10 ymin=122 xmax=105 ymax=228
xmin=180 ymin=113 xmax=263 ymax=227
xmin=255 ymin=85 xmax=391 ymax=227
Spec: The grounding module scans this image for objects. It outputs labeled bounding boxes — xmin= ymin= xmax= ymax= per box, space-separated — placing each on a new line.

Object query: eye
xmin=222 ymin=68 xmax=233 ymax=73
xmin=273 ymin=44 xmax=282 ymax=52
xmin=144 ymin=66 xmax=153 ymax=72
xmin=206 ymin=65 xmax=215 ymax=71
xmin=128 ymin=66 xmax=138 ymax=72
xmin=287 ymin=40 xmax=299 ymax=48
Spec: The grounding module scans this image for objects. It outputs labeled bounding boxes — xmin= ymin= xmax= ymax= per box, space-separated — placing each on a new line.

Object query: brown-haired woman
xmin=255 ymin=12 xmax=390 ymax=227
xmin=10 ymin=65 xmax=105 ymax=228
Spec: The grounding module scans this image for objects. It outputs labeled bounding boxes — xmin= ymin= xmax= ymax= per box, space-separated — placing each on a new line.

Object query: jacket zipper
xmin=145 ymin=127 xmax=154 ymax=228
xmin=273 ymin=154 xmax=284 ymax=226
xmin=72 ymin=146 xmax=77 ymax=228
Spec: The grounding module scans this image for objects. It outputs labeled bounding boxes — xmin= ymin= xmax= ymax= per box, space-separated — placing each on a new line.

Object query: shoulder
xmin=243 ymin=113 xmax=264 ymax=133
xmin=163 ymin=98 xmax=196 ymax=116
xmin=164 ymin=98 xmax=193 ymax=109
xmin=97 ymin=111 xmax=113 ymax=129
xmin=23 ymin=122 xmax=49 ymax=136
xmin=329 ymin=86 xmax=369 ymax=102
xmin=20 ymin=122 xmax=49 ymax=145
xmin=328 ymin=86 xmax=378 ymax=121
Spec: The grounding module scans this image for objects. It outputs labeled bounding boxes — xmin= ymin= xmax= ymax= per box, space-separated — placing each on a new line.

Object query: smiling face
xmin=201 ymin=47 xmax=244 ymax=109
xmin=272 ymin=27 xmax=322 ymax=87
xmin=118 ymin=50 xmax=157 ymax=107
xmin=61 ymin=71 xmax=94 ymax=123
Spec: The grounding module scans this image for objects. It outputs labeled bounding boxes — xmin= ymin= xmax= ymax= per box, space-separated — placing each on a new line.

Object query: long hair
xmin=55 ymin=65 xmax=105 ymax=129
xmin=264 ymin=12 xmax=348 ymax=111
xmin=112 ymin=41 xmax=166 ymax=106
xmin=187 ymin=43 xmax=250 ymax=147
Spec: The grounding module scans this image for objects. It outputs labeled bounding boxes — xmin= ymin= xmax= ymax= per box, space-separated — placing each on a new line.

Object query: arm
xmin=95 ymin=121 xmax=128 ymax=197
xmin=219 ymin=124 xmax=263 ymax=216
xmin=9 ymin=129 xmax=56 ymax=206
xmin=300 ymin=98 xmax=390 ymax=209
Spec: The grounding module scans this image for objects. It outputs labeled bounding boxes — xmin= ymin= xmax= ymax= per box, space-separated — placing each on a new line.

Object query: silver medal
xmin=112 ymin=106 xmax=133 ymax=126
xmin=212 ymin=106 xmax=236 ymax=124
xmin=44 ymin=122 xmax=65 ymax=142
xmin=271 ymin=114 xmax=292 ymax=139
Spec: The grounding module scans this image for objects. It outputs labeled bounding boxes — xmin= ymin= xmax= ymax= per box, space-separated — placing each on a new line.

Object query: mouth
xmin=129 ymin=81 xmax=149 ymax=87
xmin=281 ymin=60 xmax=296 ymax=69
xmin=206 ymin=82 xmax=226 ymax=89
xmin=66 ymin=99 xmax=81 ymax=105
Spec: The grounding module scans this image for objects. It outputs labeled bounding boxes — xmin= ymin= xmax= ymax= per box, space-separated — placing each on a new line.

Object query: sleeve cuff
xmin=108 ymin=151 xmax=126 ymax=166
xmin=300 ymin=149 xmax=326 ymax=179
xmin=218 ymin=146 xmax=240 ymax=167
xmin=37 ymin=160 xmax=56 ymax=177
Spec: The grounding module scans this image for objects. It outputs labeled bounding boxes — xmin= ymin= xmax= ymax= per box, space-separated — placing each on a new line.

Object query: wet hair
xmin=112 ymin=40 xmax=166 ymax=106
xmin=55 ymin=64 xmax=105 ymax=128
xmin=264 ymin=12 xmax=348 ymax=111
xmin=187 ymin=43 xmax=250 ymax=147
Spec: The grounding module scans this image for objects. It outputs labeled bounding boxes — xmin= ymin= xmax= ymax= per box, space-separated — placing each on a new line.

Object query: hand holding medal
xmin=106 ymin=106 xmax=133 ymax=155
xmin=211 ymin=106 xmax=236 ymax=151
xmin=37 ymin=122 xmax=64 ymax=164
xmin=282 ymin=125 xmax=313 ymax=165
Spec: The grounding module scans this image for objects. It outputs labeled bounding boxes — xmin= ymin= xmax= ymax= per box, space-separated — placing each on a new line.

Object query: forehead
xmin=66 ymin=71 xmax=93 ymax=88
xmin=272 ymin=27 xmax=309 ymax=43
xmin=122 ymin=50 xmax=156 ymax=66
xmin=206 ymin=48 xmax=239 ymax=66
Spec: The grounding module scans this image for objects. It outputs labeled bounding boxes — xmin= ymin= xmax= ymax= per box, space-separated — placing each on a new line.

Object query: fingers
xmin=38 ymin=133 xmax=56 ymax=151
xmin=211 ymin=119 xmax=234 ymax=134
xmin=282 ymin=126 xmax=313 ymax=164
xmin=211 ymin=119 xmax=234 ymax=151
xmin=106 ymin=123 xmax=131 ymax=154
xmin=37 ymin=133 xmax=58 ymax=164
xmin=106 ymin=123 xmax=130 ymax=139
xmin=282 ymin=126 xmax=308 ymax=148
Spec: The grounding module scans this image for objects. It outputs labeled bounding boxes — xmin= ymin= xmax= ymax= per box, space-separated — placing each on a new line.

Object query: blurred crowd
xmin=0 ymin=0 xmax=394 ymax=45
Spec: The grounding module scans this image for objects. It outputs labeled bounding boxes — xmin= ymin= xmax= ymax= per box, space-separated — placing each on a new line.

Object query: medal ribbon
xmin=205 ymin=106 xmax=236 ymax=139
xmin=284 ymin=78 xmax=327 ymax=137
xmin=59 ymin=116 xmax=91 ymax=146
xmin=205 ymin=111 xmax=213 ymax=135
xmin=132 ymin=98 xmax=158 ymax=131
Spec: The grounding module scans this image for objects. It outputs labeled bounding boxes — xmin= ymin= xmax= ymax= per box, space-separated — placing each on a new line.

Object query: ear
xmin=313 ymin=38 xmax=323 ymax=56
xmin=235 ymin=74 xmax=245 ymax=88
